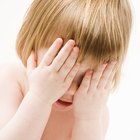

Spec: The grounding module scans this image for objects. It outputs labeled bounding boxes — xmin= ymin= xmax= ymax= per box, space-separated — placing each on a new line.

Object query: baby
xmin=0 ymin=0 xmax=132 ymax=140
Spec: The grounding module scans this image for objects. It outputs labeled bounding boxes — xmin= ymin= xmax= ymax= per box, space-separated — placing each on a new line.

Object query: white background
xmin=0 ymin=1 xmax=140 ymax=140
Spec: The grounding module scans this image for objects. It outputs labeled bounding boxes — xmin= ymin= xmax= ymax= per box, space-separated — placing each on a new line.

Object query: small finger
xmin=39 ymin=38 xmax=63 ymax=67
xmin=65 ymin=63 xmax=80 ymax=85
xmin=105 ymin=65 xmax=117 ymax=89
xmin=50 ymin=40 xmax=75 ymax=72
xmin=59 ymin=46 xmax=79 ymax=78
xmin=97 ymin=61 xmax=116 ymax=89
xmin=78 ymin=70 xmax=92 ymax=95
xmin=90 ymin=64 xmax=107 ymax=89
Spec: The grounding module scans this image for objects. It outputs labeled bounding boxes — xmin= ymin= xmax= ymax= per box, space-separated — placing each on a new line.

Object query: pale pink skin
xmin=0 ymin=38 xmax=116 ymax=140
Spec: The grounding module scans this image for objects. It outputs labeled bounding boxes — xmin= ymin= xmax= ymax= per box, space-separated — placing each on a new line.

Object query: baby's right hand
xmin=26 ymin=38 xmax=80 ymax=105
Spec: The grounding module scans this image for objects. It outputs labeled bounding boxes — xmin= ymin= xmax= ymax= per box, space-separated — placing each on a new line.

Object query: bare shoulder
xmin=0 ymin=61 xmax=25 ymax=74
xmin=0 ymin=61 xmax=27 ymax=95
xmin=0 ymin=61 xmax=27 ymax=128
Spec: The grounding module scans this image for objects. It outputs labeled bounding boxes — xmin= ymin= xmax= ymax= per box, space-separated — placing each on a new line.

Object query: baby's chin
xmin=52 ymin=99 xmax=73 ymax=112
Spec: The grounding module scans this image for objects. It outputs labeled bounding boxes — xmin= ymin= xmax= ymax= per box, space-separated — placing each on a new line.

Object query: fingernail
xmin=56 ymin=38 xmax=63 ymax=43
xmin=68 ymin=39 xmax=75 ymax=45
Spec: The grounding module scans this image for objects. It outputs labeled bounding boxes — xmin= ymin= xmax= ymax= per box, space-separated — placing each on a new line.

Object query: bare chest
xmin=41 ymin=109 xmax=74 ymax=140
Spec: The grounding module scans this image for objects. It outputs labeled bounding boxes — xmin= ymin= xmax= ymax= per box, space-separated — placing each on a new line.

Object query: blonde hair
xmin=16 ymin=0 xmax=132 ymax=88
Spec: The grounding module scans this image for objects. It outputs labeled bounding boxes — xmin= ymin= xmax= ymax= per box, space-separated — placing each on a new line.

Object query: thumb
xmin=27 ymin=51 xmax=37 ymax=76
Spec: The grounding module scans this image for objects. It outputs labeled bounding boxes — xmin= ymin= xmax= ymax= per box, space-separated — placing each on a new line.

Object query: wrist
xmin=74 ymin=116 xmax=102 ymax=123
xmin=74 ymin=112 xmax=103 ymax=122
xmin=27 ymin=89 xmax=53 ymax=108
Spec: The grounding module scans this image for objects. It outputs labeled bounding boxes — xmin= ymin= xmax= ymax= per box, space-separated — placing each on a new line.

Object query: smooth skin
xmin=27 ymin=38 xmax=80 ymax=105
xmin=71 ymin=62 xmax=116 ymax=140
xmin=0 ymin=38 xmax=116 ymax=140
xmin=73 ymin=61 xmax=116 ymax=120
xmin=0 ymin=38 xmax=80 ymax=140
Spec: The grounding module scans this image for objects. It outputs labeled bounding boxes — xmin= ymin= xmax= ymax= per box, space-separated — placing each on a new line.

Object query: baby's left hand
xmin=73 ymin=61 xmax=117 ymax=121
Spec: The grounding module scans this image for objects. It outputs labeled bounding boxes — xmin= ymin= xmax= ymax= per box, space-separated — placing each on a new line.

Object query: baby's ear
xmin=27 ymin=51 xmax=37 ymax=76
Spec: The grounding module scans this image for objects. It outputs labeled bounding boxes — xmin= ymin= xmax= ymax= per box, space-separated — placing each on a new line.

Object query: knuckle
xmin=47 ymin=53 xmax=54 ymax=58
xmin=49 ymin=65 xmax=58 ymax=72
xmin=55 ymin=57 xmax=61 ymax=63
xmin=101 ymin=75 xmax=106 ymax=81
xmin=73 ymin=65 xmax=79 ymax=72
xmin=91 ymin=77 xmax=98 ymax=83
xmin=95 ymin=70 xmax=102 ymax=76
xmin=82 ymin=82 xmax=88 ymax=88
xmin=63 ymin=64 xmax=71 ymax=70
xmin=70 ymin=54 xmax=77 ymax=61
xmin=68 ymin=72 xmax=75 ymax=79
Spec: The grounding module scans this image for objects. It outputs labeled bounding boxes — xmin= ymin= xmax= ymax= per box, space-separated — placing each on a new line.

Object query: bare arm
xmin=0 ymin=38 xmax=80 ymax=140
xmin=71 ymin=107 xmax=109 ymax=140
xmin=0 ymin=93 xmax=52 ymax=140
xmin=0 ymin=63 xmax=52 ymax=140
xmin=71 ymin=61 xmax=115 ymax=140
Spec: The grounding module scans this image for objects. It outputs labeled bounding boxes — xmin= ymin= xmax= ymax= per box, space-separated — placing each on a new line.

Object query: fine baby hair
xmin=16 ymin=0 xmax=132 ymax=88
